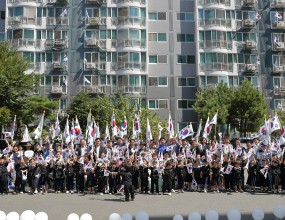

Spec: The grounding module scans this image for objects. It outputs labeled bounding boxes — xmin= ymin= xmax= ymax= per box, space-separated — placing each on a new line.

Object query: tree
xmin=193 ymin=83 xmax=233 ymax=124
xmin=67 ymin=91 xmax=165 ymax=139
xmin=0 ymin=107 xmax=10 ymax=128
xmin=228 ymin=80 xmax=268 ymax=136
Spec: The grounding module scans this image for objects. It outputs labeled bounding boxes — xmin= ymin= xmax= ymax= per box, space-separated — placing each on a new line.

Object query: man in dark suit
xmin=93 ymin=138 xmax=107 ymax=161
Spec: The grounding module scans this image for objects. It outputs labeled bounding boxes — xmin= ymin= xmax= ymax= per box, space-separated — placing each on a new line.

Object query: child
xmin=86 ymin=162 xmax=97 ymax=194
xmin=200 ymin=159 xmax=211 ymax=193
xmin=211 ymin=160 xmax=220 ymax=193
xmin=14 ymin=158 xmax=27 ymax=194
xmin=222 ymin=156 xmax=234 ymax=191
xmin=118 ymin=164 xmax=135 ymax=201
xmin=258 ymin=159 xmax=270 ymax=192
xmin=131 ymin=161 xmax=140 ymax=192
xmin=74 ymin=155 xmax=85 ymax=193
xmin=246 ymin=159 xmax=258 ymax=193
xmin=96 ymin=163 xmax=107 ymax=195
xmin=139 ymin=159 xmax=149 ymax=194
xmin=233 ymin=161 xmax=243 ymax=193
xmin=162 ymin=161 xmax=174 ymax=195
xmin=192 ymin=160 xmax=202 ymax=191
xmin=0 ymin=156 xmax=8 ymax=195
xmin=185 ymin=159 xmax=193 ymax=191
xmin=150 ymin=161 xmax=160 ymax=194
xmin=108 ymin=160 xmax=118 ymax=194
xmin=27 ymin=158 xmax=39 ymax=194
xmin=53 ymin=159 xmax=65 ymax=193
xmin=39 ymin=161 xmax=49 ymax=194
xmin=175 ymin=160 xmax=186 ymax=193
xmin=271 ymin=159 xmax=282 ymax=193
xmin=65 ymin=159 xmax=75 ymax=194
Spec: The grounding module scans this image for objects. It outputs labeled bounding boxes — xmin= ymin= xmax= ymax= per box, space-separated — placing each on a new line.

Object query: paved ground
xmin=0 ymin=191 xmax=284 ymax=220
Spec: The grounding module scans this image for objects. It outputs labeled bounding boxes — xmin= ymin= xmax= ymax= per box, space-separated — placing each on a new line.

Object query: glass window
xmin=100 ymin=7 xmax=107 ymax=17
xmin=130 ymin=7 xmax=139 ymax=17
xmin=178 ymin=77 xmax=195 ymax=87
xmin=158 ymin=100 xmax=168 ymax=109
xmin=177 ymin=55 xmax=186 ymax=63
xmin=158 ymin=55 xmax=167 ymax=63
xmin=24 ymin=29 xmax=34 ymax=39
xmin=149 ymin=55 xmax=157 ymax=63
xmin=157 ymin=12 xmax=166 ymax=20
xmin=158 ymin=33 xmax=167 ymax=41
xmin=149 ymin=77 xmax=157 ymax=86
xmin=185 ymin=12 xmax=194 ymax=21
xmin=186 ymin=34 xmax=194 ymax=42
xmin=148 ymin=12 xmax=157 ymax=20
xmin=178 ymin=100 xmax=188 ymax=109
xmin=158 ymin=77 xmax=167 ymax=86
xmin=148 ymin=100 xmax=156 ymax=109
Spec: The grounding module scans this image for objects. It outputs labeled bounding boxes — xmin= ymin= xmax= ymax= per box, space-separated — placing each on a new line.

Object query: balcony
xmin=198 ymin=0 xmax=231 ymax=6
xmin=275 ymin=87 xmax=285 ymax=95
xmin=84 ymin=85 xmax=107 ymax=94
xmin=86 ymin=17 xmax=106 ymax=26
xmin=85 ymin=38 xmax=99 ymax=47
xmin=114 ymin=0 xmax=146 ymax=3
xmin=84 ymin=62 xmax=106 ymax=71
xmin=199 ymin=40 xmax=232 ymax=50
xmin=50 ymin=86 xmax=64 ymax=95
xmin=271 ymin=0 xmax=285 ymax=8
xmin=199 ymin=63 xmax=233 ymax=72
xmin=242 ymin=0 xmax=255 ymax=7
xmin=272 ymin=21 xmax=285 ymax=29
xmin=119 ymin=86 xmax=147 ymax=94
xmin=85 ymin=0 xmax=106 ymax=3
xmin=47 ymin=0 xmax=68 ymax=4
xmin=7 ymin=0 xmax=41 ymax=3
xmin=238 ymin=64 xmax=257 ymax=74
xmin=116 ymin=17 xmax=146 ymax=26
xmin=272 ymin=65 xmax=285 ymax=73
xmin=45 ymin=39 xmax=67 ymax=49
xmin=46 ymin=17 xmax=68 ymax=25
xmin=117 ymin=39 xmax=146 ymax=48
xmin=10 ymin=39 xmax=42 ymax=48
xmin=52 ymin=62 xmax=66 ymax=71
xmin=117 ymin=62 xmax=146 ymax=71
xmin=198 ymin=19 xmax=232 ymax=28
xmin=273 ymin=42 xmax=285 ymax=51
xmin=240 ymin=19 xmax=256 ymax=28
xmin=8 ymin=16 xmax=41 ymax=26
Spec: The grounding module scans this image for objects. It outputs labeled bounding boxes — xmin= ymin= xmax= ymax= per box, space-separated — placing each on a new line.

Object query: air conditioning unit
xmin=85 ymin=63 xmax=96 ymax=70
xmin=245 ymin=40 xmax=257 ymax=49
xmin=88 ymin=17 xmax=99 ymax=25
xmin=85 ymin=38 xmax=97 ymax=46
xmin=51 ymin=86 xmax=63 ymax=94
xmin=275 ymin=21 xmax=285 ymax=29
xmin=243 ymin=0 xmax=255 ymax=6
xmin=54 ymin=40 xmax=66 ymax=47
xmin=53 ymin=62 xmax=62 ymax=69
xmin=275 ymin=0 xmax=285 ymax=7
xmin=245 ymin=64 xmax=257 ymax=72
xmin=273 ymin=65 xmax=284 ymax=72
xmin=45 ymin=40 xmax=54 ymax=47
xmin=12 ymin=16 xmax=21 ymax=22
xmin=275 ymin=42 xmax=285 ymax=49
xmin=243 ymin=19 xmax=255 ymax=27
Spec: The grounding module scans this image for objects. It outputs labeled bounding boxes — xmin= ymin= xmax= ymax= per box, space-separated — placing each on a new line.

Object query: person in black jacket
xmin=53 ymin=159 xmax=65 ymax=193
xmin=162 ymin=161 xmax=174 ymax=195
xmin=117 ymin=164 xmax=134 ymax=201
xmin=200 ymin=159 xmax=211 ymax=193
xmin=246 ymin=159 xmax=258 ymax=193
xmin=150 ymin=161 xmax=160 ymax=194
xmin=65 ymin=159 xmax=75 ymax=194
xmin=139 ymin=159 xmax=149 ymax=194
xmin=14 ymin=158 xmax=27 ymax=194
xmin=27 ymin=158 xmax=39 ymax=194
xmin=39 ymin=161 xmax=49 ymax=194
xmin=108 ymin=160 xmax=118 ymax=194
xmin=176 ymin=160 xmax=186 ymax=193
xmin=0 ymin=156 xmax=8 ymax=195
xmin=74 ymin=155 xmax=85 ymax=193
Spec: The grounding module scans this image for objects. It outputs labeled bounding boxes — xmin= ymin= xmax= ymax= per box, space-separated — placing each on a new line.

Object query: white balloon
xmin=136 ymin=212 xmax=149 ymax=220
xmin=20 ymin=210 xmax=35 ymax=220
xmin=205 ymin=210 xmax=219 ymax=220
xmin=35 ymin=212 xmax=48 ymax=220
xmin=273 ymin=205 xmax=285 ymax=219
xmin=188 ymin=212 xmax=201 ymax=220
xmin=227 ymin=209 xmax=241 ymax=220
xmin=0 ymin=211 xmax=6 ymax=220
xmin=122 ymin=213 xmax=132 ymax=220
xmin=252 ymin=209 xmax=264 ymax=220
xmin=67 ymin=213 xmax=79 ymax=220
xmin=6 ymin=212 xmax=19 ymax=220
xmin=173 ymin=215 xmax=183 ymax=220
xmin=80 ymin=213 xmax=92 ymax=220
xmin=108 ymin=213 xmax=121 ymax=220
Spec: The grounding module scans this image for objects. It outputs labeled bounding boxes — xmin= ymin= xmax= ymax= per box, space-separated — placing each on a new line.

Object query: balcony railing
xmin=117 ymin=39 xmax=146 ymax=48
xmin=199 ymin=40 xmax=232 ymax=49
xmin=272 ymin=21 xmax=285 ymax=29
xmin=119 ymin=86 xmax=146 ymax=94
xmin=47 ymin=17 xmax=68 ymax=25
xmin=10 ymin=39 xmax=42 ymax=48
xmin=84 ymin=62 xmax=107 ymax=71
xmin=8 ymin=0 xmax=41 ymax=3
xmin=199 ymin=63 xmax=233 ymax=72
xmin=273 ymin=41 xmax=285 ymax=51
xmin=116 ymin=17 xmax=146 ymax=26
xmin=236 ymin=19 xmax=256 ymax=29
xmin=117 ymin=62 xmax=146 ymax=71
xmin=272 ymin=65 xmax=285 ymax=73
xmin=198 ymin=19 xmax=232 ymax=28
xmin=238 ymin=63 xmax=257 ymax=73
xmin=198 ymin=0 xmax=231 ymax=6
xmin=44 ymin=86 xmax=67 ymax=95
xmin=47 ymin=0 xmax=68 ymax=4
xmin=85 ymin=0 xmax=106 ymax=3
xmin=86 ymin=17 xmax=106 ymax=26
xmin=84 ymin=85 xmax=108 ymax=94
xmin=271 ymin=0 xmax=285 ymax=8
xmin=8 ymin=16 xmax=42 ymax=26
xmin=45 ymin=39 xmax=67 ymax=49
xmin=112 ymin=0 xmax=146 ymax=3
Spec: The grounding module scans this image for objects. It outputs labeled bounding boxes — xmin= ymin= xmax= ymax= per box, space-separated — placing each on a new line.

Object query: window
xmin=177 ymin=34 xmax=194 ymax=42
xmin=176 ymin=12 xmax=194 ymax=21
xmin=178 ymin=77 xmax=195 ymax=87
xmin=274 ymin=99 xmax=283 ymax=110
xmin=177 ymin=55 xmax=195 ymax=64
xmin=148 ymin=99 xmax=168 ymax=109
xmin=148 ymin=12 xmax=167 ymax=20
xmin=149 ymin=77 xmax=168 ymax=86
xmin=177 ymin=100 xmax=195 ymax=109
xmin=0 ymin=11 xmax=5 ymax=19
xmin=149 ymin=55 xmax=167 ymax=64
xmin=148 ymin=33 xmax=167 ymax=42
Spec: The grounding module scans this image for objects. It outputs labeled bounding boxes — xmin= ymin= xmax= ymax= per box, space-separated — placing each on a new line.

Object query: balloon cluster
xmin=0 ymin=210 xmax=48 ymax=220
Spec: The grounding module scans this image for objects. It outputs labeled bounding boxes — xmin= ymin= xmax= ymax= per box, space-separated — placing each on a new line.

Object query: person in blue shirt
xmin=158 ymin=137 xmax=167 ymax=155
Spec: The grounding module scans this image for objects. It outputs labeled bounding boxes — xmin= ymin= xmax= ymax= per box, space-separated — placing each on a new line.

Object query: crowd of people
xmin=0 ymin=135 xmax=285 ymax=201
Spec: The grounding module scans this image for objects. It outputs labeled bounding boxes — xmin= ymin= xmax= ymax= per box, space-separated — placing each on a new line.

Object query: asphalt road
xmin=0 ymin=191 xmax=284 ymax=220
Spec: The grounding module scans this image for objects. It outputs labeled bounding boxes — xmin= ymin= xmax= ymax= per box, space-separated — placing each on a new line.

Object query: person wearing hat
xmin=0 ymin=156 xmax=8 ymax=195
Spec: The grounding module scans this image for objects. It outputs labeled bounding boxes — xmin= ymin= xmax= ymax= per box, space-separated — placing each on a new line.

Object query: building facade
xmin=1 ymin=0 xmax=283 ymax=133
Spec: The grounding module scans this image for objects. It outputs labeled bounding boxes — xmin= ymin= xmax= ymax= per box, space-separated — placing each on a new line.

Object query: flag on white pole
xmin=203 ymin=116 xmax=210 ymax=139
xmin=11 ymin=115 xmax=16 ymax=140
xmin=210 ymin=112 xmax=218 ymax=125
xmin=167 ymin=112 xmax=174 ymax=138
xmin=134 ymin=113 xmax=141 ymax=135
xmin=70 ymin=120 xmax=75 ymax=142
xmin=179 ymin=123 xmax=194 ymax=140
xmin=33 ymin=112 xmax=45 ymax=139
xmin=194 ymin=120 xmax=202 ymax=142
xmin=110 ymin=111 xmax=118 ymax=137
xmin=105 ymin=124 xmax=110 ymax=140
xmin=268 ymin=114 xmax=281 ymax=134
xmin=74 ymin=117 xmax=82 ymax=141
xmin=21 ymin=126 xmax=31 ymax=142
xmin=84 ymin=76 xmax=91 ymax=84
xmin=158 ymin=123 xmax=163 ymax=140
xmin=63 ymin=117 xmax=70 ymax=144
xmin=121 ymin=115 xmax=127 ymax=136
xmin=146 ymin=118 xmax=153 ymax=143
xmin=52 ymin=112 xmax=61 ymax=139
